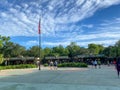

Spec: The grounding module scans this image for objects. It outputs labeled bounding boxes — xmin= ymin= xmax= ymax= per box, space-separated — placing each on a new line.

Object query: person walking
xmin=49 ymin=60 xmax=53 ymax=70
xmin=91 ymin=60 xmax=94 ymax=68
xmin=116 ymin=57 xmax=120 ymax=77
xmin=98 ymin=59 xmax=101 ymax=68
xmin=94 ymin=60 xmax=98 ymax=69
xmin=54 ymin=60 xmax=58 ymax=70
xmin=107 ymin=60 xmax=110 ymax=66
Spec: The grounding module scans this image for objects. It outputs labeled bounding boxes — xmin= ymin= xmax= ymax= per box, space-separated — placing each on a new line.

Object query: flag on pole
xmin=38 ymin=19 xmax=41 ymax=34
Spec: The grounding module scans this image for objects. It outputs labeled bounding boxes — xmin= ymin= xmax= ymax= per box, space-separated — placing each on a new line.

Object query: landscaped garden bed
xmin=0 ymin=64 xmax=37 ymax=70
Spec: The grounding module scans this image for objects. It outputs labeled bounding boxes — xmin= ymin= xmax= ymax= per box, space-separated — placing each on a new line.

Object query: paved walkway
xmin=0 ymin=65 xmax=120 ymax=90
xmin=0 ymin=67 xmax=87 ymax=77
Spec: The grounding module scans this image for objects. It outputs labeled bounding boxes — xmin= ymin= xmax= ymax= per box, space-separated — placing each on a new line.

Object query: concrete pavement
xmin=0 ymin=65 xmax=119 ymax=90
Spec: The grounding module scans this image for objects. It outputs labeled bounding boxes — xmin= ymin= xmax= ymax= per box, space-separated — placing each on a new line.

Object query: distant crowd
xmin=49 ymin=60 xmax=58 ymax=70
xmin=90 ymin=57 xmax=120 ymax=78
xmin=36 ymin=57 xmax=120 ymax=78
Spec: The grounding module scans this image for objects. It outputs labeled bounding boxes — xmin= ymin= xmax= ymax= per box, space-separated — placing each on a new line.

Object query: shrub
xmin=58 ymin=62 xmax=88 ymax=68
xmin=80 ymin=63 xmax=88 ymax=67
xmin=0 ymin=64 xmax=37 ymax=70
xmin=44 ymin=63 xmax=49 ymax=67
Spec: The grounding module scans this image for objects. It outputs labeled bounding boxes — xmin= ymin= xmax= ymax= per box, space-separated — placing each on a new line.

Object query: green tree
xmin=0 ymin=54 xmax=3 ymax=64
xmin=103 ymin=46 xmax=116 ymax=57
xmin=115 ymin=40 xmax=120 ymax=47
xmin=67 ymin=42 xmax=80 ymax=61
xmin=0 ymin=35 xmax=11 ymax=60
xmin=43 ymin=47 xmax=52 ymax=56
xmin=2 ymin=42 xmax=14 ymax=57
xmin=0 ymin=35 xmax=10 ymax=53
xmin=28 ymin=46 xmax=40 ymax=57
xmin=79 ymin=47 xmax=89 ymax=55
xmin=88 ymin=43 xmax=99 ymax=55
xmin=52 ymin=45 xmax=69 ymax=56
xmin=11 ymin=43 xmax=26 ymax=57
xmin=27 ymin=46 xmax=44 ymax=58
xmin=2 ymin=42 xmax=26 ymax=57
xmin=115 ymin=40 xmax=120 ymax=57
xmin=98 ymin=44 xmax=104 ymax=54
xmin=64 ymin=48 xmax=69 ymax=56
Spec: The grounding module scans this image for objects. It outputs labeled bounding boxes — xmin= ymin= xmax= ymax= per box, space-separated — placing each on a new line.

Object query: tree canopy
xmin=0 ymin=35 xmax=120 ymax=59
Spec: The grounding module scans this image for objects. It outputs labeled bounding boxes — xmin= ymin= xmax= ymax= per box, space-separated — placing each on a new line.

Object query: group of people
xmin=91 ymin=59 xmax=101 ymax=69
xmin=49 ymin=60 xmax=58 ymax=70
xmin=36 ymin=58 xmax=120 ymax=78
xmin=91 ymin=57 xmax=120 ymax=78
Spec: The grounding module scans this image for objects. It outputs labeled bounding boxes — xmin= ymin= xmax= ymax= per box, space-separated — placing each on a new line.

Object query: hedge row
xmin=58 ymin=62 xmax=88 ymax=67
xmin=44 ymin=63 xmax=49 ymax=67
xmin=43 ymin=62 xmax=88 ymax=67
xmin=0 ymin=64 xmax=37 ymax=70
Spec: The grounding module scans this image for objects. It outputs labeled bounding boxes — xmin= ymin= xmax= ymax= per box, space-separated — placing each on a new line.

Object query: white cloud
xmin=62 ymin=17 xmax=120 ymax=42
xmin=77 ymin=39 xmax=118 ymax=47
xmin=26 ymin=40 xmax=38 ymax=46
xmin=0 ymin=0 xmax=120 ymax=47
xmin=9 ymin=8 xmax=18 ymax=13
xmin=45 ymin=17 xmax=120 ymax=48
xmin=0 ymin=0 xmax=9 ymax=6
xmin=41 ymin=39 xmax=118 ymax=48
xmin=76 ymin=0 xmax=85 ymax=6
xmin=20 ymin=17 xmax=120 ymax=47
xmin=22 ymin=3 xmax=29 ymax=9
xmin=1 ymin=12 xmax=7 ymax=17
xmin=0 ymin=0 xmax=120 ymax=36
xmin=43 ymin=41 xmax=70 ymax=46
xmin=82 ymin=24 xmax=93 ymax=28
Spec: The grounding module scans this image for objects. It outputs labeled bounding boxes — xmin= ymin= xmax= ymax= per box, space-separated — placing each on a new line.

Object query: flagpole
xmin=38 ymin=18 xmax=41 ymax=70
xmin=38 ymin=0 xmax=42 ymax=70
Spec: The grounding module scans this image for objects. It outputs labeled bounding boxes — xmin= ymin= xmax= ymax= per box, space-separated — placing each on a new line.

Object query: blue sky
xmin=0 ymin=0 xmax=120 ymax=48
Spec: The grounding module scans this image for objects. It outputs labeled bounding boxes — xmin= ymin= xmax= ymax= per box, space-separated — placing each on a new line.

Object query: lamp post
xmin=37 ymin=57 xmax=41 ymax=70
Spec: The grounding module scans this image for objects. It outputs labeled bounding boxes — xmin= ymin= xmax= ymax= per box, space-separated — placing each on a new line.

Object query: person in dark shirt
xmin=116 ymin=57 xmax=120 ymax=77
xmin=54 ymin=60 xmax=58 ymax=70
